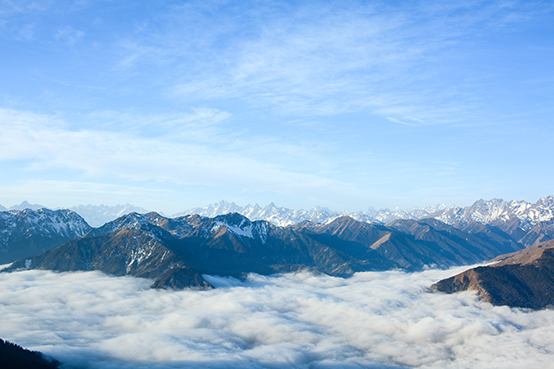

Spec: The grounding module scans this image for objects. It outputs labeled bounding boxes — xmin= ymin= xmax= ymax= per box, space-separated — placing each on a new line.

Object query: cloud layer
xmin=1 ymin=266 xmax=553 ymax=368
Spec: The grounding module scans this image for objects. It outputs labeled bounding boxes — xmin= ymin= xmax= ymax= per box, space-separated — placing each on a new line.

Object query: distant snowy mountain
xmin=428 ymin=196 xmax=554 ymax=246
xmin=363 ymin=204 xmax=447 ymax=224
xmin=0 ymin=201 xmax=46 ymax=212
xmin=431 ymin=196 xmax=554 ymax=229
xmin=175 ymin=201 xmax=348 ymax=226
xmin=8 ymin=201 xmax=46 ymax=211
xmin=177 ymin=197 xmax=554 ymax=247
xmin=176 ymin=200 xmax=446 ymax=227
xmin=69 ymin=203 xmax=150 ymax=227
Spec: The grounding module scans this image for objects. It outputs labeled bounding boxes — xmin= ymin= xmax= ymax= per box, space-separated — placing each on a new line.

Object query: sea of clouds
xmin=0 ymin=266 xmax=553 ymax=369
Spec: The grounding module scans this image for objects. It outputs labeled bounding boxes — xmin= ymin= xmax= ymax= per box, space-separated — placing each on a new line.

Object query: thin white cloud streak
xmin=386 ymin=117 xmax=417 ymax=126
xmin=0 ymin=267 xmax=553 ymax=369
xmin=0 ymin=108 xmax=363 ymax=202
xmin=55 ymin=26 xmax=84 ymax=47
xmin=0 ymin=0 xmax=51 ymax=17
xmin=81 ymin=108 xmax=232 ymax=140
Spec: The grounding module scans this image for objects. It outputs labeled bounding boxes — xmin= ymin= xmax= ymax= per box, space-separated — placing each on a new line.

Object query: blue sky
xmin=1 ymin=0 xmax=553 ymax=214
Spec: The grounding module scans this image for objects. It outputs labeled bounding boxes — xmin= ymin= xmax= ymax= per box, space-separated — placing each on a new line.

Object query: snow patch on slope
xmin=214 ymin=221 xmax=254 ymax=238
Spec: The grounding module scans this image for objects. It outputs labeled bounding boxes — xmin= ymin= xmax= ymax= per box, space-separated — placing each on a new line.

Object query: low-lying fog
xmin=1 ymin=266 xmax=553 ymax=369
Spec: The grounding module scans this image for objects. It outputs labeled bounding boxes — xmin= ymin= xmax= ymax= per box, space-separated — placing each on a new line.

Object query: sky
xmin=1 ymin=266 xmax=553 ymax=369
xmin=1 ymin=0 xmax=553 ymax=214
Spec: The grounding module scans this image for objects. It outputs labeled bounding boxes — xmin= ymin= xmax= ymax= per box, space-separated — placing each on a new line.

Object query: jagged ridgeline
xmin=180 ymin=196 xmax=554 ymax=246
xmin=3 ymin=209 xmax=526 ymax=290
xmin=0 ymin=208 xmax=91 ymax=264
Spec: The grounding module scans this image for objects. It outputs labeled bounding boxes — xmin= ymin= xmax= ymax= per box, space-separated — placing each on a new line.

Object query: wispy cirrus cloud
xmin=113 ymin=0 xmax=549 ymax=123
xmin=55 ymin=26 xmax=84 ymax=47
xmin=386 ymin=117 xmax=418 ymax=126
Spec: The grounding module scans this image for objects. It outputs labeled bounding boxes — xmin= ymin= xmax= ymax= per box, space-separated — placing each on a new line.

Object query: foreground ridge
xmin=432 ymin=239 xmax=554 ymax=309
xmin=0 ymin=338 xmax=60 ymax=369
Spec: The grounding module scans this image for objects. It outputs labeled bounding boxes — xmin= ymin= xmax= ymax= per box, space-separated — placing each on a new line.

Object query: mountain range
xmin=179 ymin=197 xmax=554 ymax=247
xmin=2 ymin=196 xmax=553 ymax=245
xmin=175 ymin=200 xmax=443 ymax=226
xmin=68 ymin=203 xmax=150 ymax=227
xmin=2 ymin=196 xmax=554 ymax=302
xmin=3 ymin=210 xmax=524 ymax=289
